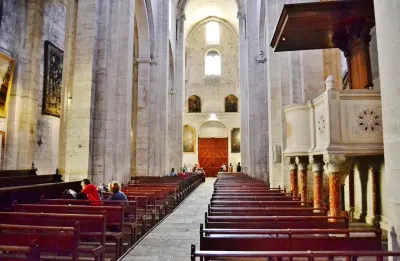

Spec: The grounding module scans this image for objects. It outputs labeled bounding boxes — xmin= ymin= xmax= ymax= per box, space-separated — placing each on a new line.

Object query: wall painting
xmin=231 ymin=128 xmax=240 ymax=153
xmin=183 ymin=125 xmax=196 ymax=152
xmin=43 ymin=40 xmax=63 ymax=117
xmin=0 ymin=52 xmax=15 ymax=118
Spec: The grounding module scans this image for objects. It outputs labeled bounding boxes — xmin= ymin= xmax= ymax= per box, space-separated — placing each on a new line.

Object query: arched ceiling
xmin=184 ymin=0 xmax=239 ymax=36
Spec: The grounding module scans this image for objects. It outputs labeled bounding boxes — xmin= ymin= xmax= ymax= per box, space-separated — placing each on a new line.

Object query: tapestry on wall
xmin=0 ymin=52 xmax=15 ymax=118
xmin=43 ymin=40 xmax=63 ymax=117
xmin=183 ymin=125 xmax=196 ymax=153
xmin=231 ymin=128 xmax=240 ymax=153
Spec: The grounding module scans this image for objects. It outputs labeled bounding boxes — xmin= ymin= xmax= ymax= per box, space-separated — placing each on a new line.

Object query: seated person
xmin=107 ymin=181 xmax=127 ymax=201
xmin=168 ymin=168 xmax=177 ymax=177
xmin=81 ymin=179 xmax=101 ymax=203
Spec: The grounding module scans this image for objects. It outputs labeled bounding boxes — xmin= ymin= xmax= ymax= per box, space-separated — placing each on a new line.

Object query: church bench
xmin=0 ymin=174 xmax=63 ymax=188
xmin=199 ymin=227 xmax=382 ymax=252
xmin=210 ymin=201 xmax=311 ymax=207
xmin=0 ymin=212 xmax=107 ymax=261
xmin=0 ymin=224 xmax=82 ymax=261
xmin=126 ymin=184 xmax=181 ymax=204
xmin=0 ymin=181 xmax=82 ymax=210
xmin=212 ymin=192 xmax=292 ymax=197
xmin=0 ymin=165 xmax=37 ymax=178
xmin=204 ymin=215 xmax=348 ymax=229
xmin=122 ymin=188 xmax=170 ymax=215
xmin=190 ymin=244 xmax=400 ymax=261
xmin=0 ymin=243 xmax=40 ymax=261
xmin=12 ymin=203 xmax=126 ymax=260
xmin=39 ymin=199 xmax=139 ymax=246
xmin=207 ymin=207 xmax=326 ymax=216
xmin=211 ymin=194 xmax=293 ymax=200
xmin=211 ymin=197 xmax=299 ymax=203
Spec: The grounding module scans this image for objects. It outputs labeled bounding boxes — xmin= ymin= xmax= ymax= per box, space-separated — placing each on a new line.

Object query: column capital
xmin=295 ymin=156 xmax=308 ymax=171
xmin=309 ymin=155 xmax=324 ymax=172
xmin=237 ymin=11 xmax=246 ymax=20
xmin=288 ymin=163 xmax=297 ymax=171
xmin=323 ymin=153 xmax=346 ymax=173
xmin=177 ymin=12 xmax=186 ymax=21
xmin=368 ymin=159 xmax=381 ymax=172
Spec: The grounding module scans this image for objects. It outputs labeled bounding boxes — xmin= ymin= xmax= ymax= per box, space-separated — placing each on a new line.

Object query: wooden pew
xmin=0 ymin=224 xmax=80 ymax=261
xmin=190 ymin=245 xmax=400 ymax=261
xmin=210 ymin=201 xmax=311 ymax=207
xmin=12 ymin=203 xmax=126 ymax=260
xmin=199 ymin=227 xmax=383 ymax=252
xmin=0 ymin=243 xmax=40 ymax=261
xmin=208 ymin=207 xmax=327 ymax=216
xmin=0 ymin=164 xmax=37 ymax=177
xmin=204 ymin=215 xmax=348 ymax=229
xmin=39 ymin=198 xmax=139 ymax=246
xmin=0 ymin=181 xmax=82 ymax=210
xmin=0 ymin=212 xmax=106 ymax=261
xmin=0 ymin=174 xmax=63 ymax=188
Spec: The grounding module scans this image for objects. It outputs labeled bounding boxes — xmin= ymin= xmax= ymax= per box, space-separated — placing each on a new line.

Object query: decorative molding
xmin=286 ymin=122 xmax=292 ymax=139
xmin=323 ymin=153 xmax=346 ymax=174
xmin=317 ymin=114 xmax=325 ymax=134
xmin=355 ymin=107 xmax=382 ymax=135
xmin=256 ymin=51 xmax=267 ymax=64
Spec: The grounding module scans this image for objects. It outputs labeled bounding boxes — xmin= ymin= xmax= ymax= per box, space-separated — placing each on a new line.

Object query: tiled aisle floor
xmin=122 ymin=178 xmax=216 ymax=261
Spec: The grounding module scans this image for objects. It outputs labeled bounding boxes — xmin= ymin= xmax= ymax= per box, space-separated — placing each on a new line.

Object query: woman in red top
xmin=81 ymin=179 xmax=101 ymax=203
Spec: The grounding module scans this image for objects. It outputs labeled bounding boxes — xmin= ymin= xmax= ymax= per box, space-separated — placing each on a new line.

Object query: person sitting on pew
xmin=81 ymin=179 xmax=101 ymax=203
xmin=107 ymin=181 xmax=127 ymax=201
xmin=168 ymin=168 xmax=177 ymax=177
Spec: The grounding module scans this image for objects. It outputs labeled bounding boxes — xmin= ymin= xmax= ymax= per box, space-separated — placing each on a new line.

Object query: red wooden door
xmin=198 ymin=138 xmax=228 ymax=177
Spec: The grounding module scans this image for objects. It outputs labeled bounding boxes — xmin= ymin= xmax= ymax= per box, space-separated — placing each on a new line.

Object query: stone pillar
xmin=169 ymin=12 xmax=185 ymax=173
xmin=373 ymin=0 xmax=400 ymax=250
xmin=238 ymin=11 xmax=249 ymax=175
xmin=295 ymin=156 xmax=308 ymax=202
xmin=289 ymin=160 xmax=298 ymax=197
xmin=58 ymin=0 xmax=100 ymax=181
xmin=6 ymin=0 xmax=44 ymax=170
xmin=369 ymin=162 xmax=381 ymax=226
xmin=310 ymin=156 xmax=324 ymax=209
xmin=324 ymin=154 xmax=347 ymax=217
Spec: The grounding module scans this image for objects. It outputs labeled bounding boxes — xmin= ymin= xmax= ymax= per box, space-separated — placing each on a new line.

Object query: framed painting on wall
xmin=0 ymin=52 xmax=15 ymax=118
xmin=183 ymin=125 xmax=196 ymax=152
xmin=43 ymin=40 xmax=63 ymax=117
xmin=231 ymin=128 xmax=240 ymax=153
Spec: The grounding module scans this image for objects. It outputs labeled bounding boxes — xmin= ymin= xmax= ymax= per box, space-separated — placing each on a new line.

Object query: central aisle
xmin=122 ymin=178 xmax=216 ymax=261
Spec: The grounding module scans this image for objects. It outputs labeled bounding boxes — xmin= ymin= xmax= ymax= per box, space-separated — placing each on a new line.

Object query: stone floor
xmin=122 ymin=178 xmax=216 ymax=261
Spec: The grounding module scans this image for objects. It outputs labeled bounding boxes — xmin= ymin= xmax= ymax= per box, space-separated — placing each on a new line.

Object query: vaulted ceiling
xmin=184 ymin=0 xmax=239 ymax=35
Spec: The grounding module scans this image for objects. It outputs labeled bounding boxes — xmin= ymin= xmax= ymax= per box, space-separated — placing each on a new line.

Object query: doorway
xmin=198 ymin=138 xmax=228 ymax=177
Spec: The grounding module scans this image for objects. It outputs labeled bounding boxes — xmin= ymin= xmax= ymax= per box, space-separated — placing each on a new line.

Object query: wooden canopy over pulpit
xmin=270 ymin=0 xmax=375 ymax=90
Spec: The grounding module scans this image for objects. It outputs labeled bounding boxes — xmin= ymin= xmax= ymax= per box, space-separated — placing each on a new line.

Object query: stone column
xmin=289 ymin=160 xmax=298 ymax=197
xmin=373 ymin=0 xmax=400 ymax=250
xmin=169 ymin=12 xmax=185 ymax=173
xmin=6 ymin=0 xmax=44 ymax=170
xmin=369 ymin=162 xmax=381 ymax=226
xmin=324 ymin=154 xmax=347 ymax=217
xmin=58 ymin=0 xmax=100 ymax=181
xmin=295 ymin=156 xmax=308 ymax=202
xmin=238 ymin=11 xmax=249 ymax=175
xmin=310 ymin=156 xmax=324 ymax=209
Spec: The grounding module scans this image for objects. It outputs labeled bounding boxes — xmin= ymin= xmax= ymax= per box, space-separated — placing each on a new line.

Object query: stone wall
xmin=184 ymin=18 xmax=240 ymax=168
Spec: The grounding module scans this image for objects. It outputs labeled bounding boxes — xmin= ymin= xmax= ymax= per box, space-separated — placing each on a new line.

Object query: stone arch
xmin=199 ymin=120 xmax=228 ymax=138
xmin=187 ymin=17 xmax=238 ymax=41
xmin=176 ymin=0 xmax=245 ymax=17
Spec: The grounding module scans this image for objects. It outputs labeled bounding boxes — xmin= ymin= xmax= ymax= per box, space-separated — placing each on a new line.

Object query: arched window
xmin=206 ymin=21 xmax=220 ymax=45
xmin=188 ymin=95 xmax=201 ymax=113
xmin=225 ymin=95 xmax=238 ymax=112
xmin=205 ymin=50 xmax=221 ymax=76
